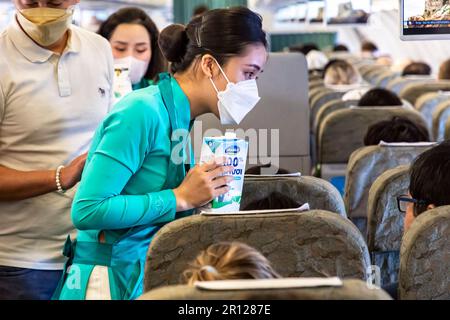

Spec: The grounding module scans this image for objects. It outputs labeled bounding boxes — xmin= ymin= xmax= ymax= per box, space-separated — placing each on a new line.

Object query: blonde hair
xmin=183 ymin=242 xmax=281 ymax=285
xmin=324 ymin=60 xmax=360 ymax=85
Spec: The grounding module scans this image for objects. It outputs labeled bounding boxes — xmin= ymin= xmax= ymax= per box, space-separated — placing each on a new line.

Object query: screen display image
xmin=326 ymin=0 xmax=371 ymax=24
xmin=403 ymin=0 xmax=450 ymax=36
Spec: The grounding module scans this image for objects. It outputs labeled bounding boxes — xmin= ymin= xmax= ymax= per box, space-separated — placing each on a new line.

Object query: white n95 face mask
xmin=17 ymin=7 xmax=74 ymax=46
xmin=114 ymin=56 xmax=149 ymax=85
xmin=209 ymin=60 xmax=261 ymax=125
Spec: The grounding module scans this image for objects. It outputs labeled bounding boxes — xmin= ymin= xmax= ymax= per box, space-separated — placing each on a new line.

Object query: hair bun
xmin=158 ymin=24 xmax=189 ymax=63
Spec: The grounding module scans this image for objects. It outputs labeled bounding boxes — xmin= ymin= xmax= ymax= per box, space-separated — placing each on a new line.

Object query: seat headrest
xmin=194 ymin=277 xmax=343 ymax=291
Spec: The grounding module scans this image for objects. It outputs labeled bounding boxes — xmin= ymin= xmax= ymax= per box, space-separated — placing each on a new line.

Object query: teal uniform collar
xmin=169 ymin=75 xmax=191 ymax=133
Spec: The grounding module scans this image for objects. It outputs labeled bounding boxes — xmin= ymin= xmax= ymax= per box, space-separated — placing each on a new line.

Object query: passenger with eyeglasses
xmin=397 ymin=141 xmax=450 ymax=232
xmin=386 ymin=141 xmax=450 ymax=299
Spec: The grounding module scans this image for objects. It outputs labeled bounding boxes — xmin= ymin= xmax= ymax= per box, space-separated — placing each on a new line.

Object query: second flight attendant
xmin=98 ymin=7 xmax=167 ymax=89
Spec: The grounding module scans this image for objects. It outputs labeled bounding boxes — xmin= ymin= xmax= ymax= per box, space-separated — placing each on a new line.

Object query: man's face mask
xmin=17 ymin=7 xmax=74 ymax=47
xmin=209 ymin=59 xmax=261 ymax=125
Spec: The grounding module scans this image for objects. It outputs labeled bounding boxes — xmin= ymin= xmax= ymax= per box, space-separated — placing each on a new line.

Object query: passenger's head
xmin=333 ymin=44 xmax=349 ymax=52
xmin=322 ymin=59 xmax=340 ymax=78
xmin=402 ymin=62 xmax=432 ymax=77
xmin=243 ymin=192 xmax=301 ymax=211
xmin=183 ymin=242 xmax=281 ymax=285
xmin=158 ymin=7 xmax=268 ymax=120
xmin=361 ymin=41 xmax=378 ymax=57
xmin=323 ymin=60 xmax=360 ymax=85
xmin=438 ymin=58 xmax=450 ymax=80
xmin=98 ymin=7 xmax=166 ymax=83
xmin=289 ymin=43 xmax=319 ymax=56
xmin=403 ymin=141 xmax=450 ymax=231
xmin=364 ymin=116 xmax=430 ymax=146
xmin=193 ymin=4 xmax=209 ymax=18
xmin=358 ymin=88 xmax=402 ymax=107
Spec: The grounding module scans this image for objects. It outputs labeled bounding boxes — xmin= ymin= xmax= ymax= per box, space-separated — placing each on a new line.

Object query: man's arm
xmin=0 ymin=153 xmax=87 ymax=202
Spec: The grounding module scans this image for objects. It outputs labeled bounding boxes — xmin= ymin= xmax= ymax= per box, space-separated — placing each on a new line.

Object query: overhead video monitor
xmin=326 ymin=0 xmax=372 ymax=24
xmin=308 ymin=0 xmax=325 ymax=23
xmin=401 ymin=0 xmax=450 ymax=40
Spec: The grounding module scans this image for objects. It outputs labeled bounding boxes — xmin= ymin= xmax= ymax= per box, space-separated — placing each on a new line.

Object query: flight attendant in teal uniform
xmin=54 ymin=7 xmax=268 ymax=300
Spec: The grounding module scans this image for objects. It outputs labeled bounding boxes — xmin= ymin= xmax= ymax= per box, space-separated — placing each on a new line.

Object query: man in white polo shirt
xmin=0 ymin=0 xmax=113 ymax=299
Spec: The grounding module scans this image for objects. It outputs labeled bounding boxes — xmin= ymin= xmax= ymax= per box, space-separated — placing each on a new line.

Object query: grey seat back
xmin=386 ymin=78 xmax=419 ymax=94
xmin=432 ymin=100 xmax=450 ymax=141
xmin=139 ymin=279 xmax=391 ymax=300
xmin=359 ymin=64 xmax=381 ymax=78
xmin=366 ymin=68 xmax=389 ymax=85
xmin=318 ymin=108 xmax=428 ymax=164
xmin=309 ymin=79 xmax=324 ymax=90
xmin=387 ymin=77 xmax=434 ymax=95
xmin=361 ymin=66 xmax=387 ymax=81
xmin=376 ymin=72 xmax=400 ymax=88
xmin=311 ymin=99 xmax=358 ymax=168
xmin=345 ymin=144 xmax=432 ymax=220
xmin=144 ymin=211 xmax=371 ymax=291
xmin=313 ymin=99 xmax=359 ymax=134
xmin=311 ymin=91 xmax=346 ymax=117
xmin=309 ymin=87 xmax=331 ymax=104
xmin=415 ymin=92 xmax=450 ymax=130
xmin=399 ymin=206 xmax=450 ymax=300
xmin=400 ymin=80 xmax=450 ymax=105
xmin=367 ymin=165 xmax=410 ymax=286
xmin=311 ymin=100 xmax=412 ymax=164
xmin=242 ymin=176 xmax=346 ymax=217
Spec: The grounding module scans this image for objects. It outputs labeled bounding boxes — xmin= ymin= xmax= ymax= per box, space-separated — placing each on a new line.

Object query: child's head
xmin=183 ymin=241 xmax=281 ymax=285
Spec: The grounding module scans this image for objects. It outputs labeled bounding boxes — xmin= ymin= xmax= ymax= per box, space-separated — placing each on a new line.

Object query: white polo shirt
xmin=0 ymin=17 xmax=114 ymax=270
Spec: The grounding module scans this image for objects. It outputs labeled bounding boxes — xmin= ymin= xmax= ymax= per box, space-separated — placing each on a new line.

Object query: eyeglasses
xmin=396 ymin=195 xmax=427 ymax=213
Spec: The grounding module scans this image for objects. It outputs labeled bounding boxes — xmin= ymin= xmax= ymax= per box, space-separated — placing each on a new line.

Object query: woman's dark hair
xmin=361 ymin=41 xmax=378 ymax=52
xmin=289 ymin=43 xmax=319 ymax=56
xmin=409 ymin=141 xmax=450 ymax=216
xmin=364 ymin=116 xmax=430 ymax=146
xmin=402 ymin=62 xmax=432 ymax=76
xmin=358 ymin=88 xmax=403 ymax=107
xmin=243 ymin=192 xmax=301 ymax=211
xmin=333 ymin=44 xmax=349 ymax=52
xmin=158 ymin=7 xmax=267 ymax=74
xmin=98 ymin=7 xmax=167 ymax=81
